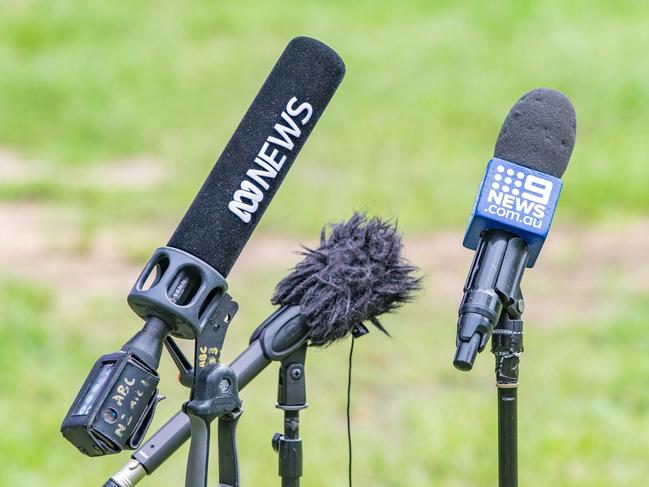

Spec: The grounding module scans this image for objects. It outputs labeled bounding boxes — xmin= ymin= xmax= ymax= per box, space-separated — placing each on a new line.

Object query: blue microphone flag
xmin=463 ymin=158 xmax=562 ymax=267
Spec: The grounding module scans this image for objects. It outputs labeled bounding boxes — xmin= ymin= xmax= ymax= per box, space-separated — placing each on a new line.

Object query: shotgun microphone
xmin=453 ymin=88 xmax=576 ymax=371
xmin=168 ymin=36 xmax=346 ymax=278
xmin=104 ymin=213 xmax=421 ymax=486
xmin=61 ymin=36 xmax=345 ymax=457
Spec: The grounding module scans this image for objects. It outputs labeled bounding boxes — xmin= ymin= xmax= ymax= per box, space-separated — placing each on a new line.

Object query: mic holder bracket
xmin=251 ymin=306 xmax=307 ymax=361
xmin=183 ymin=293 xmax=243 ymax=487
xmin=492 ymin=292 xmax=524 ymax=387
xmin=454 ymin=230 xmax=528 ymax=371
xmin=164 ymin=335 xmax=194 ymax=388
xmin=128 ymin=247 xmax=228 ymax=340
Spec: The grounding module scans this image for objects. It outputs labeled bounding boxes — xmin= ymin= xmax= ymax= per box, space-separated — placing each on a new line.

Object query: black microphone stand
xmin=491 ymin=290 xmax=524 ymax=487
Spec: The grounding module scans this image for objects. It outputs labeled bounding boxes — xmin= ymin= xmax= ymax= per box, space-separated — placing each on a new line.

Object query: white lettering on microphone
xmin=483 ymin=164 xmax=553 ymax=230
xmin=228 ymin=97 xmax=312 ymax=223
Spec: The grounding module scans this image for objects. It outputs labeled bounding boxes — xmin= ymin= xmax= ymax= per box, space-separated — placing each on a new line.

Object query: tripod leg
xmin=218 ymin=410 xmax=243 ymax=487
xmin=185 ymin=415 xmax=211 ymax=487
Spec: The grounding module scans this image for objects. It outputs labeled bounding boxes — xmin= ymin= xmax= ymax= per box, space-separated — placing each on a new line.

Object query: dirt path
xmin=1 ymin=201 xmax=646 ymax=325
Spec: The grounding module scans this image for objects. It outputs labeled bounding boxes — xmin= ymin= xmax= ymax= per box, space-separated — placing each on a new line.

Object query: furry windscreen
xmin=272 ymin=213 xmax=422 ymax=346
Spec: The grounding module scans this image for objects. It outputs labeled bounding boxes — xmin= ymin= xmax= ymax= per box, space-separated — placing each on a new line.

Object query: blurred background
xmin=1 ymin=1 xmax=649 ymax=486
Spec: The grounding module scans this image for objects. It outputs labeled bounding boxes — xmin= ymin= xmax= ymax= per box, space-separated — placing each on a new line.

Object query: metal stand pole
xmin=272 ymin=346 xmax=307 ymax=487
xmin=497 ymin=387 xmax=517 ymax=486
xmin=491 ymin=295 xmax=523 ymax=487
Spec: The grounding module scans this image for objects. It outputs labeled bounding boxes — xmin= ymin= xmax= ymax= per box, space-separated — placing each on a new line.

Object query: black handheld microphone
xmin=104 ymin=213 xmax=421 ymax=486
xmin=61 ymin=36 xmax=345 ymax=458
xmin=454 ymin=88 xmax=576 ymax=370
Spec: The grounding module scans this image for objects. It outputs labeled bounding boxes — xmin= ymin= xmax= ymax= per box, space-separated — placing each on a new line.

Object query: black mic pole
xmin=492 ymin=290 xmax=524 ymax=487
xmin=272 ymin=346 xmax=307 ymax=487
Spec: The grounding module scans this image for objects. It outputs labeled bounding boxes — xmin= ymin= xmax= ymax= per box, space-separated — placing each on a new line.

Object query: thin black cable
xmin=347 ymin=336 xmax=355 ymax=487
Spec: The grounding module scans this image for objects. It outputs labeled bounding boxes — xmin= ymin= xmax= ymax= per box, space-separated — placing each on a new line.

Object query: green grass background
xmin=1 ymin=1 xmax=649 ymax=486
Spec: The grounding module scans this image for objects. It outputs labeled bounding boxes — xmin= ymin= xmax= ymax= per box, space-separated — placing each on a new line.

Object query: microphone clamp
xmin=454 ymin=230 xmax=528 ymax=370
xmin=128 ymin=247 xmax=228 ymax=339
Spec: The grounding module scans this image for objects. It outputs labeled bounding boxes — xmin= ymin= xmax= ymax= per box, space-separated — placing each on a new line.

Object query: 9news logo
xmin=464 ymin=158 xmax=562 ymax=265
xmin=484 ymin=161 xmax=555 ymax=230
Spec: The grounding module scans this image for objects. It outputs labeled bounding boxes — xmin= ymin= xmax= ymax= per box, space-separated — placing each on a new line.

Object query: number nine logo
xmin=521 ymin=175 xmax=553 ymax=205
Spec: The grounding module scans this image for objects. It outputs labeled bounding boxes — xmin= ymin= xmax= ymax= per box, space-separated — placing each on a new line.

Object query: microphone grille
xmin=494 ymin=88 xmax=576 ymax=178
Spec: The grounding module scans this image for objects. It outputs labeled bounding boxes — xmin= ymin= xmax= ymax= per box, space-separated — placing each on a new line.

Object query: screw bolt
xmin=218 ymin=378 xmax=231 ymax=394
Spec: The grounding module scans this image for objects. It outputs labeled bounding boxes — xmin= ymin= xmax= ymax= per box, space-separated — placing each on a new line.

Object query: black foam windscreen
xmin=494 ymin=88 xmax=576 ymax=178
xmin=168 ymin=37 xmax=345 ymax=276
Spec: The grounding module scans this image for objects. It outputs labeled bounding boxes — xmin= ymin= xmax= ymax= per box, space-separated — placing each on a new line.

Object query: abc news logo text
xmin=485 ymin=164 xmax=553 ymax=229
xmin=228 ymin=97 xmax=313 ymax=223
